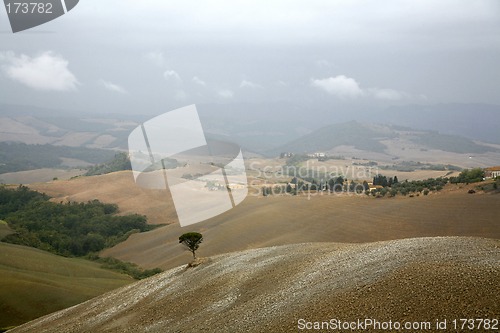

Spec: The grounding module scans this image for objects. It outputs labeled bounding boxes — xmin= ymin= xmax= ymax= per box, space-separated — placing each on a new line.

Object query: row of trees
xmin=372 ymin=175 xmax=399 ymax=187
xmin=369 ymin=177 xmax=448 ymax=197
xmin=262 ymin=176 xmax=370 ymax=196
xmin=0 ymin=142 xmax=116 ymax=174
xmin=262 ymin=167 xmax=487 ymax=198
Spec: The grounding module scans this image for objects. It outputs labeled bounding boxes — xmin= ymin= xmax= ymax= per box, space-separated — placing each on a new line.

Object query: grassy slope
xmin=0 ymin=242 xmax=133 ymax=329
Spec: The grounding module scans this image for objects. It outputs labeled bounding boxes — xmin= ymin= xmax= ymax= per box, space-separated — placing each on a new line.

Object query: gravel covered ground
xmin=9 ymin=237 xmax=500 ymax=333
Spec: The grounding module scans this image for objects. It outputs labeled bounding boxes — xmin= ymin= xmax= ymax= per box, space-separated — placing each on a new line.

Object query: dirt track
xmin=9 ymin=237 xmax=500 ymax=333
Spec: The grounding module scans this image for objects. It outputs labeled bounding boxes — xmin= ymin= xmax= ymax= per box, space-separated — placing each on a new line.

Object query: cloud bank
xmin=0 ymin=51 xmax=78 ymax=91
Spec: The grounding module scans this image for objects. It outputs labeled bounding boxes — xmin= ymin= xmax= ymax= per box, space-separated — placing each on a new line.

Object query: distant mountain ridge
xmin=197 ymin=102 xmax=500 ymax=151
xmin=0 ymin=103 xmax=141 ymax=150
xmin=269 ymin=121 xmax=498 ymax=156
xmin=2 ymin=102 xmax=499 ymax=155
xmin=269 ymin=121 xmax=393 ymax=155
xmin=383 ymin=103 xmax=500 ymax=143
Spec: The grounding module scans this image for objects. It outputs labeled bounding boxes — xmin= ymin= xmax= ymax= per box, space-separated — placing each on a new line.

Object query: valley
xmin=1 ymin=103 xmax=499 ymax=332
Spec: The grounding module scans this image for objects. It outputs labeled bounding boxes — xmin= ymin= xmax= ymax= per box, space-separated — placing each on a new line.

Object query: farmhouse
xmin=369 ymin=185 xmax=384 ymax=191
xmin=484 ymin=166 xmax=500 ymax=179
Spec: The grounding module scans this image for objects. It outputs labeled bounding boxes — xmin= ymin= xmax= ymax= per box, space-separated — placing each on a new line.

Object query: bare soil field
xmin=29 ymin=171 xmax=178 ymax=225
xmin=9 ymin=237 xmax=499 ymax=333
xmin=25 ymin=171 xmax=499 ymax=271
xmin=102 ymin=185 xmax=500 ymax=270
xmin=247 ymin=157 xmax=460 ymax=183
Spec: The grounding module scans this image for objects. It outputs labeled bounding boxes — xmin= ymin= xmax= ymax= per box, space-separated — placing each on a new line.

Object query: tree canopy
xmin=450 ymin=168 xmax=485 ymax=184
xmin=1 ymin=185 xmax=151 ymax=257
xmin=179 ymin=232 xmax=203 ymax=259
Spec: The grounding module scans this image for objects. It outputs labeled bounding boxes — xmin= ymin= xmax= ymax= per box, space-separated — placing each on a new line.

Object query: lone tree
xmin=179 ymin=232 xmax=203 ymax=259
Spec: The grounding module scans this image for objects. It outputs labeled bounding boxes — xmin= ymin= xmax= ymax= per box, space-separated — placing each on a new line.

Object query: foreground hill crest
xmin=10 ymin=237 xmax=500 ymax=333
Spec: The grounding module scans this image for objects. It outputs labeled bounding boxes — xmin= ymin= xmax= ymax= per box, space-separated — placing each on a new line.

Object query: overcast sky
xmin=0 ymin=0 xmax=499 ymax=115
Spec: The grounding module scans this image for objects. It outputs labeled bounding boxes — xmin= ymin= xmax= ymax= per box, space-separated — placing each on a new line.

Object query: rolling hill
xmin=0 ymin=242 xmax=133 ymax=330
xmin=383 ymin=103 xmax=500 ymax=143
xmin=269 ymin=121 xmax=393 ymax=155
xmin=3 ymin=102 xmax=500 ymax=157
xmin=0 ymin=142 xmax=116 ymax=174
xmin=29 ymin=171 xmax=178 ymax=226
xmin=270 ymin=121 xmax=498 ymax=156
xmin=9 ymin=237 xmax=500 ymax=333
xmin=26 ymin=171 xmax=499 ymax=271
xmin=0 ymin=104 xmax=141 ymax=150
xmin=102 ymin=188 xmax=500 ymax=270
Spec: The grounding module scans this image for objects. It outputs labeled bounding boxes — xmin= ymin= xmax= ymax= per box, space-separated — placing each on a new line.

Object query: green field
xmin=0 ymin=242 xmax=133 ymax=330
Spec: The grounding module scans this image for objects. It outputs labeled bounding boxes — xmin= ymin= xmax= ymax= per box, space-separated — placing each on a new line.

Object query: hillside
xmin=3 ymin=103 xmax=500 ymax=157
xmin=270 ymin=121 xmax=498 ymax=157
xmin=384 ymin=103 xmax=500 ymax=143
xmin=9 ymin=237 xmax=500 ymax=333
xmin=270 ymin=121 xmax=393 ymax=154
xmin=29 ymin=171 xmax=177 ymax=225
xmin=25 ymin=171 xmax=500 ymax=270
xmin=0 ymin=142 xmax=116 ymax=174
xmin=0 ymin=104 xmax=140 ymax=150
xmin=102 ymin=188 xmax=500 ymax=270
xmin=0 ymin=243 xmax=133 ymax=330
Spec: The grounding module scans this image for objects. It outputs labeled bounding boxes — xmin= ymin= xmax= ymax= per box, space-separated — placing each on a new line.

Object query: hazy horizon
xmin=1 ymin=0 xmax=499 ymax=116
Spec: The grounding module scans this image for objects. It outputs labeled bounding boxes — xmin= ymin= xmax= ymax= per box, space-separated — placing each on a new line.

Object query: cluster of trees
xmin=0 ymin=185 xmax=49 ymax=216
xmin=261 ymin=175 xmax=452 ymax=198
xmin=380 ymin=161 xmax=462 ymax=173
xmin=1 ymin=186 xmax=151 ymax=257
xmin=262 ymin=176 xmax=369 ymax=196
xmin=450 ymin=168 xmax=485 ymax=184
xmin=369 ymin=177 xmax=448 ymax=197
xmin=0 ymin=186 xmax=162 ymax=279
xmin=85 ymin=152 xmax=132 ymax=176
xmin=372 ymin=175 xmax=399 ymax=187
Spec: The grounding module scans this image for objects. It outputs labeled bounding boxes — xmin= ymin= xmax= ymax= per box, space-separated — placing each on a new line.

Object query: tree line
xmin=262 ymin=176 xmax=369 ymax=196
xmin=262 ymin=168 xmax=487 ymax=197
xmin=0 ymin=142 xmax=116 ymax=174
